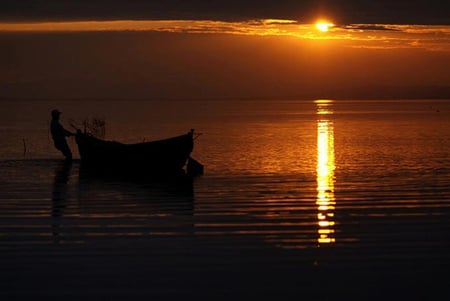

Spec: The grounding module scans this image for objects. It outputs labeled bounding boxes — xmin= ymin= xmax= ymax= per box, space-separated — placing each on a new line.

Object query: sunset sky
xmin=1 ymin=1 xmax=449 ymax=100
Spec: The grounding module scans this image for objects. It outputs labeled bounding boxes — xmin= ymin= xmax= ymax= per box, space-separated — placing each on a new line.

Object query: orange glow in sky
xmin=1 ymin=19 xmax=448 ymax=52
xmin=0 ymin=19 xmax=449 ymax=51
xmin=0 ymin=19 xmax=449 ymax=100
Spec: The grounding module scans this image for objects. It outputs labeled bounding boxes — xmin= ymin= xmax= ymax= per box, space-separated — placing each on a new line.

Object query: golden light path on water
xmin=316 ymin=100 xmax=336 ymax=244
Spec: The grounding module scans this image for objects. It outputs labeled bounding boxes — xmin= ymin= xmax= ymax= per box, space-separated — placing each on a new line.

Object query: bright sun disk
xmin=316 ymin=21 xmax=334 ymax=32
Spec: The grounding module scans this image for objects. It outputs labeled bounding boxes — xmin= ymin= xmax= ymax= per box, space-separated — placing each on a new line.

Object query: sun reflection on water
xmin=315 ymin=100 xmax=336 ymax=244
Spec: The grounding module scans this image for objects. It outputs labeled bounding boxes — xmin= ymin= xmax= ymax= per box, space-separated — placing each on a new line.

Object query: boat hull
xmin=75 ymin=130 xmax=194 ymax=177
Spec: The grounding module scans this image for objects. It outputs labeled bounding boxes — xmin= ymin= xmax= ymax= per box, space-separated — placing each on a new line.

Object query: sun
xmin=315 ymin=21 xmax=334 ymax=32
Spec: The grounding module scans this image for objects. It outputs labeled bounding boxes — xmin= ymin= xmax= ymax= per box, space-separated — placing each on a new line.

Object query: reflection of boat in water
xmin=77 ymin=173 xmax=195 ymax=217
xmin=78 ymin=167 xmax=195 ymax=199
xmin=75 ymin=129 xmax=202 ymax=178
xmin=48 ymin=160 xmax=195 ymax=243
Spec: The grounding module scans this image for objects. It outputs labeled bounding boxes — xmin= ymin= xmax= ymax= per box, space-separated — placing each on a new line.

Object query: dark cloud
xmin=0 ymin=0 xmax=449 ymax=24
xmin=342 ymin=25 xmax=399 ymax=31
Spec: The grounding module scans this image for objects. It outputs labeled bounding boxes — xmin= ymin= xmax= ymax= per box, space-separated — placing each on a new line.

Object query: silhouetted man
xmin=50 ymin=109 xmax=74 ymax=161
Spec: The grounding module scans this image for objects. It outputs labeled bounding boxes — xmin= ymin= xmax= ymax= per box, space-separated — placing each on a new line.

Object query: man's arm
xmin=64 ymin=127 xmax=75 ymax=137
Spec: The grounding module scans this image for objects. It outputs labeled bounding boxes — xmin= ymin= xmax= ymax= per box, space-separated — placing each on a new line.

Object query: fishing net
xmin=69 ymin=117 xmax=106 ymax=139
xmin=82 ymin=117 xmax=106 ymax=139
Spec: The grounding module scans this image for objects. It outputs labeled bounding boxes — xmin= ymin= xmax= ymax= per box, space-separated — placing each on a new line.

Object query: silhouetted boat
xmin=75 ymin=129 xmax=198 ymax=178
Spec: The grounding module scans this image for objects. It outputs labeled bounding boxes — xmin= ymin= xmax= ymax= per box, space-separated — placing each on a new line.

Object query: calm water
xmin=1 ymin=99 xmax=449 ymax=299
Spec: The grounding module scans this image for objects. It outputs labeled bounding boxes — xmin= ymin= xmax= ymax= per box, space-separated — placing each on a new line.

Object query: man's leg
xmin=59 ymin=142 xmax=72 ymax=161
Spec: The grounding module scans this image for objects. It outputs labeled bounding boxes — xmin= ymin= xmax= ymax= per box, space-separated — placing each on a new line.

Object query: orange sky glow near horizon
xmin=0 ymin=19 xmax=449 ymax=100
xmin=1 ymin=19 xmax=449 ymax=51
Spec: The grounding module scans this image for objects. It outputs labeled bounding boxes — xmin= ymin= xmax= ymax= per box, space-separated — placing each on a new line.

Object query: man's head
xmin=51 ymin=109 xmax=61 ymax=119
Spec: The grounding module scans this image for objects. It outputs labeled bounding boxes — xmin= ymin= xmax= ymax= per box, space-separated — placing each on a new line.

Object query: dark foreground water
xmin=0 ymin=99 xmax=449 ymax=300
